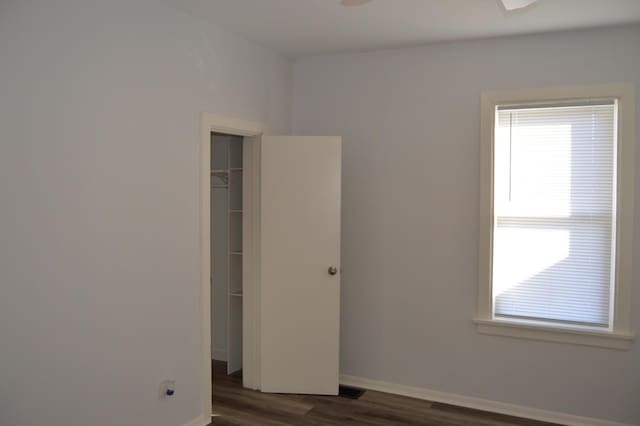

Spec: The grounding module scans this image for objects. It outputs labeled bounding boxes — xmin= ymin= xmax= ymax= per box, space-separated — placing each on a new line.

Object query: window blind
xmin=492 ymin=101 xmax=617 ymax=327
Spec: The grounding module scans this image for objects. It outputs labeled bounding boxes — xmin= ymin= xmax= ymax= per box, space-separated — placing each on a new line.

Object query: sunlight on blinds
xmin=492 ymin=102 xmax=617 ymax=327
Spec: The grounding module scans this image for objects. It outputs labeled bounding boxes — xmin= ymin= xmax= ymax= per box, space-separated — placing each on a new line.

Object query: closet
xmin=211 ymin=132 xmax=243 ymax=375
xmin=205 ymin=126 xmax=342 ymax=394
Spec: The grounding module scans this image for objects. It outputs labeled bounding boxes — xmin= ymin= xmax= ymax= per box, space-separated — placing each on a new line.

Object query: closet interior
xmin=211 ymin=132 xmax=243 ymax=375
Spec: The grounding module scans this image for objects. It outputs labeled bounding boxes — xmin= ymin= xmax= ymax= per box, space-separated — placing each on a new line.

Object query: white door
xmin=259 ymin=136 xmax=341 ymax=395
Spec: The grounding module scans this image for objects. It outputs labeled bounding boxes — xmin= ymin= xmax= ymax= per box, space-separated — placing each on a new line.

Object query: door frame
xmin=200 ymin=113 xmax=266 ymax=419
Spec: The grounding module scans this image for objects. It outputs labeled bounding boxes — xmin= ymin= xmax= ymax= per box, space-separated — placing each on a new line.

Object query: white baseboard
xmin=340 ymin=374 xmax=634 ymax=426
xmin=183 ymin=414 xmax=210 ymax=426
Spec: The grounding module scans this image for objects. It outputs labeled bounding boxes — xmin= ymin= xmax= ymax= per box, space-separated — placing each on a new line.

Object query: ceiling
xmin=173 ymin=0 xmax=640 ymax=56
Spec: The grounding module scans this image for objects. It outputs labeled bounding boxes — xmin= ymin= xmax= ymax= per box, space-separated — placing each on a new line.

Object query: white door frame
xmin=200 ymin=113 xmax=266 ymax=419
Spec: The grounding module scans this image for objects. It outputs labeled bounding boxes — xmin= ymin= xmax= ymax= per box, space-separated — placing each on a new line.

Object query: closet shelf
xmin=230 ymin=251 xmax=243 ymax=256
xmin=230 ymin=168 xmax=243 ymax=171
xmin=229 ymin=291 xmax=243 ymax=297
xmin=212 ymin=185 xmax=228 ymax=189
xmin=230 ymin=210 xmax=243 ymax=213
xmin=211 ymin=170 xmax=230 ymax=185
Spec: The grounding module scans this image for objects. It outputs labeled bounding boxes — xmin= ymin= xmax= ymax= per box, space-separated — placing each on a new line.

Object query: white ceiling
xmin=173 ymin=0 xmax=640 ymax=56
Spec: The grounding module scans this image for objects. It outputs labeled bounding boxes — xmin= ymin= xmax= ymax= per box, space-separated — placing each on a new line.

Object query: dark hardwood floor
xmin=210 ymin=360 xmax=560 ymax=425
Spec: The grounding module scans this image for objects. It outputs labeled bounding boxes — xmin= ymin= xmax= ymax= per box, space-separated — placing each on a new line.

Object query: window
xmin=476 ymin=84 xmax=635 ymax=349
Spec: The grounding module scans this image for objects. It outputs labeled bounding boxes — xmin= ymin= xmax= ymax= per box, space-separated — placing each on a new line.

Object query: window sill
xmin=473 ymin=318 xmax=634 ymax=350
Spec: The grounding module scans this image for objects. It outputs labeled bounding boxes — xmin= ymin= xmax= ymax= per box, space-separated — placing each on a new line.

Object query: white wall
xmin=0 ymin=1 xmax=291 ymax=425
xmin=292 ymin=25 xmax=640 ymax=424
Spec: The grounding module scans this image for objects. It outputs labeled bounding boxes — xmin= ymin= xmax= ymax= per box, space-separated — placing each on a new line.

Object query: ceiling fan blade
xmin=501 ymin=0 xmax=538 ymax=11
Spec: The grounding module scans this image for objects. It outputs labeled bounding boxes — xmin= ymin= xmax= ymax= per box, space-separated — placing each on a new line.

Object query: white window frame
xmin=475 ymin=84 xmax=635 ymax=350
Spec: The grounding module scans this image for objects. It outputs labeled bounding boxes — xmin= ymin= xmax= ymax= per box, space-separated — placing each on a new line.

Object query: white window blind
xmin=492 ymin=101 xmax=617 ymax=327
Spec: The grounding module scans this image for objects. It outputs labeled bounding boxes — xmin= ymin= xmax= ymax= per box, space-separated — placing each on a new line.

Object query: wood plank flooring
xmin=210 ymin=361 xmax=560 ymax=426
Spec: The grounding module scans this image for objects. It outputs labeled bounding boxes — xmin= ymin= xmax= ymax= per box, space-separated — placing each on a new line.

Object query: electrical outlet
xmin=159 ymin=380 xmax=176 ymax=399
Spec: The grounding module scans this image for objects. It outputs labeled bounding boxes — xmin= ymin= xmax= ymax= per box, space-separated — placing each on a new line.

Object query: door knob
xmin=328 ymin=266 xmax=338 ymax=276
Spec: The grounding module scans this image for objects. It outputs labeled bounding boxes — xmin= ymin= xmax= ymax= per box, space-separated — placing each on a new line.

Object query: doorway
xmin=199 ymin=114 xmax=342 ymax=423
xmin=200 ymin=114 xmax=265 ymax=421
xmin=211 ymin=133 xmax=244 ymax=374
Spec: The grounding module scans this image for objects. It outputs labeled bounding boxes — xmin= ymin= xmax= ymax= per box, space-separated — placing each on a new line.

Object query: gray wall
xmin=211 ymin=138 xmax=229 ymax=361
xmin=292 ymin=25 xmax=640 ymax=424
xmin=212 ymin=185 xmax=229 ymax=361
xmin=0 ymin=1 xmax=291 ymax=425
